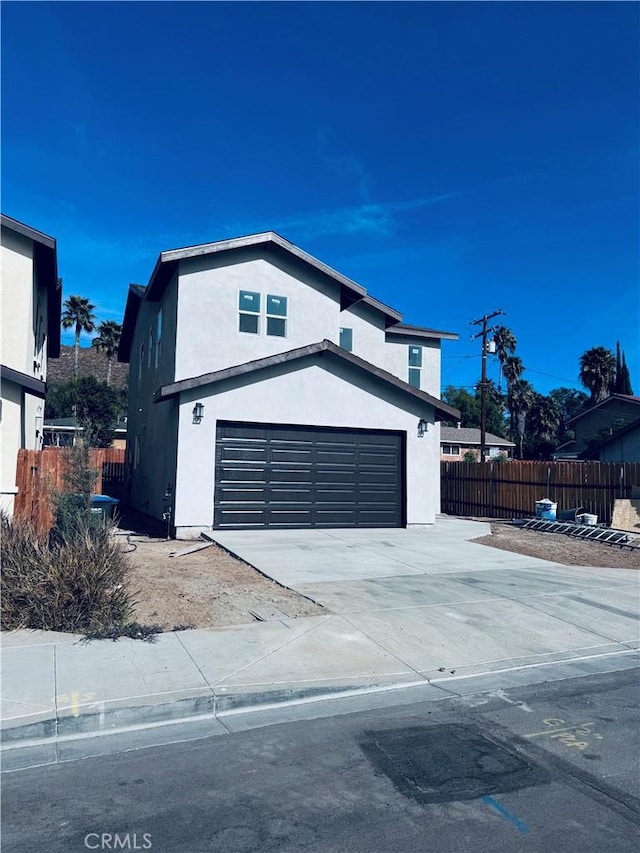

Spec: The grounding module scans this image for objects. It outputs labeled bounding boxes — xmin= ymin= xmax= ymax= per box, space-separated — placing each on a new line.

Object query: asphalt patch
xmin=360 ymin=724 xmax=548 ymax=804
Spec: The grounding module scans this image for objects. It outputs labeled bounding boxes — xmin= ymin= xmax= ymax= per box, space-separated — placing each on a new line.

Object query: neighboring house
xmin=440 ymin=425 xmax=515 ymax=461
xmin=119 ymin=232 xmax=459 ymax=536
xmin=553 ymin=394 xmax=640 ymax=459
xmin=1 ymin=215 xmax=61 ymax=514
xmin=588 ymin=418 xmax=640 ymax=463
xmin=43 ymin=417 xmax=127 ymax=450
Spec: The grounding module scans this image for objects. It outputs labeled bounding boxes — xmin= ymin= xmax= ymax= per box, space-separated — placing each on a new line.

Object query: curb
xmin=3 ymin=648 xmax=639 ymax=752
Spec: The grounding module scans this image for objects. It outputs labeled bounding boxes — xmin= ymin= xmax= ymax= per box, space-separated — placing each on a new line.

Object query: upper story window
xmin=339 ymin=327 xmax=353 ymax=352
xmin=155 ymin=309 xmax=163 ymax=368
xmin=408 ymin=346 xmax=422 ymax=388
xmin=148 ymin=328 xmax=153 ymax=368
xmin=138 ymin=343 xmax=145 ymax=383
xmin=266 ymin=294 xmax=287 ymax=337
xmin=239 ymin=290 xmax=260 ymax=334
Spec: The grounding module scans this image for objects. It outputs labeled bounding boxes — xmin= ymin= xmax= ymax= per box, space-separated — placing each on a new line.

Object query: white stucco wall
xmin=175 ymin=251 xmax=343 ymax=381
xmin=0 ymin=380 xmax=22 ymax=513
xmin=1 ymin=228 xmax=35 ymax=376
xmin=171 ymin=355 xmax=439 ymax=536
xmin=383 ymin=335 xmax=441 ymax=396
xmin=338 ymin=300 xmax=386 ymax=364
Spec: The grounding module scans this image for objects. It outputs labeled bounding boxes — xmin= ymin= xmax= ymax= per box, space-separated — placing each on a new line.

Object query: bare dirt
xmin=472 ymin=522 xmax=640 ymax=569
xmin=120 ymin=534 xmax=324 ymax=630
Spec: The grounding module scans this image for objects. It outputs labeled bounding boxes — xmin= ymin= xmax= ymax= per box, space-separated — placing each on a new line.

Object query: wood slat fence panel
xmin=441 ymin=461 xmax=640 ymax=525
xmin=13 ymin=447 xmax=127 ymax=536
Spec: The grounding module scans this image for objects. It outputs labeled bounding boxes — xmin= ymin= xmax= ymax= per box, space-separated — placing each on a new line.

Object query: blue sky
xmin=3 ymin=1 xmax=638 ymax=395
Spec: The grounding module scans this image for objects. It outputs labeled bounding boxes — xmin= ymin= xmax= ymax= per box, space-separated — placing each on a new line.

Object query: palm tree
xmin=528 ymin=393 xmax=562 ymax=442
xmin=503 ymin=355 xmax=524 ymax=436
xmin=62 ymin=296 xmax=96 ymax=378
xmin=509 ymin=379 xmax=535 ymax=458
xmin=492 ymin=325 xmax=517 ymax=392
xmin=579 ymin=346 xmax=615 ymax=404
xmin=92 ymin=320 xmax=122 ymax=386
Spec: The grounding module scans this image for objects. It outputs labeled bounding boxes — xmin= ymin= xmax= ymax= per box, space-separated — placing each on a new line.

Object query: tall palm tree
xmin=579 ymin=346 xmax=615 ymax=404
xmin=509 ymin=379 xmax=535 ymax=458
xmin=492 ymin=325 xmax=517 ymax=392
xmin=503 ymin=355 xmax=524 ymax=436
xmin=62 ymin=296 xmax=96 ymax=378
xmin=91 ymin=320 xmax=122 ymax=386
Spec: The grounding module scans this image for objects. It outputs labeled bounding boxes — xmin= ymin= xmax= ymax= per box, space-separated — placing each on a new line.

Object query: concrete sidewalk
xmin=2 ymin=518 xmax=639 ymax=747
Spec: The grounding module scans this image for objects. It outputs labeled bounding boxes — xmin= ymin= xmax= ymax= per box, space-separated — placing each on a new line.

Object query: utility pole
xmin=471 ymin=309 xmax=505 ymax=462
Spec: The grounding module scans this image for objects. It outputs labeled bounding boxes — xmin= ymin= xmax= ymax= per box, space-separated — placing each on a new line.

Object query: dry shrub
xmin=1 ymin=512 xmax=135 ymax=633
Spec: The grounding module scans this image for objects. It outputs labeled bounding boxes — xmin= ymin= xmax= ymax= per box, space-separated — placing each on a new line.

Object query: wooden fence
xmin=13 ymin=447 xmax=127 ymax=535
xmin=441 ymin=460 xmax=640 ymax=526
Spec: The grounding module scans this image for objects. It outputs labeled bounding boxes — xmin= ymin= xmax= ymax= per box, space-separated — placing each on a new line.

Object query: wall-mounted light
xmin=192 ymin=402 xmax=205 ymax=424
xmin=417 ymin=418 xmax=429 ymax=438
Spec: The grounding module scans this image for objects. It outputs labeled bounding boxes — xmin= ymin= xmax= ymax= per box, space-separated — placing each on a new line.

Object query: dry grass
xmin=1 ymin=512 xmax=135 ymax=633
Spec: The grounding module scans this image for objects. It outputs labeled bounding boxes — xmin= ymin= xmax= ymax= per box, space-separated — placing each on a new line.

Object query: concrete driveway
xmin=213 ymin=517 xmax=640 ymax=683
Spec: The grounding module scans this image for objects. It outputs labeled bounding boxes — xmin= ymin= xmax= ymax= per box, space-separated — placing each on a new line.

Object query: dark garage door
xmin=214 ymin=422 xmax=405 ymax=529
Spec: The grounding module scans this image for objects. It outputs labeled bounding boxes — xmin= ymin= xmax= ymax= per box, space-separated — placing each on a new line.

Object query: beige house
xmin=1 ymin=215 xmax=61 ymax=514
xmin=440 ymin=425 xmax=515 ymax=461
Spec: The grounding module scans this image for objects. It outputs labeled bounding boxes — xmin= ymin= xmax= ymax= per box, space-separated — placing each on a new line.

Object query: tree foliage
xmin=91 ymin=320 xmax=122 ymax=386
xmin=46 ymin=377 xmax=123 ymax=448
xmin=579 ymin=346 xmax=616 ymax=403
xmin=62 ymin=295 xmax=96 ymax=378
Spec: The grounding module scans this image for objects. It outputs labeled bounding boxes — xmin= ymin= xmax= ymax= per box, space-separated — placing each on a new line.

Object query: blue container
xmin=535 ymin=499 xmax=557 ymax=521
xmin=90 ymin=494 xmax=120 ymax=521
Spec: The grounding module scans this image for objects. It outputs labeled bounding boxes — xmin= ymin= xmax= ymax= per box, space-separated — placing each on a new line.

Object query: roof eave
xmin=155 ymin=339 xmax=460 ymax=422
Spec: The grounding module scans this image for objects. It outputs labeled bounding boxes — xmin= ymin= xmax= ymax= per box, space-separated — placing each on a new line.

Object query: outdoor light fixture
xmin=417 ymin=418 xmax=428 ymax=438
xmin=192 ymin=402 xmax=204 ymax=424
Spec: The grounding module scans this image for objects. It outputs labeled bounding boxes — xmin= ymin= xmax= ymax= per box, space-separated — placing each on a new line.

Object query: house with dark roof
xmin=118 ymin=232 xmax=459 ymax=536
xmin=1 ymin=215 xmax=61 ymax=514
xmin=553 ymin=394 xmax=640 ymax=460
xmin=440 ymin=425 xmax=515 ymax=461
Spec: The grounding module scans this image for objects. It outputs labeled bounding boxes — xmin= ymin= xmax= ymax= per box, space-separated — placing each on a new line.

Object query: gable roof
xmin=566 ymin=394 xmax=640 ymax=426
xmin=1 ymin=214 xmax=61 ymax=357
xmin=440 ymin=426 xmax=515 ymax=447
xmin=118 ymin=232 xmax=458 ymax=360
xmin=385 ymin=323 xmax=459 ymax=342
xmin=154 ymin=339 xmax=460 ymax=422
xmin=583 ymin=417 xmax=640 ymax=455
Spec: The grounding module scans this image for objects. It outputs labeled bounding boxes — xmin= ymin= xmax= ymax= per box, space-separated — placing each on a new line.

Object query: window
xmin=339 ymin=327 xmax=353 ymax=352
xmin=155 ymin=309 xmax=163 ymax=368
xmin=408 ymin=345 xmax=422 ymax=388
xmin=266 ymin=294 xmax=287 ymax=337
xmin=239 ymin=290 xmax=260 ymax=333
xmin=442 ymin=444 xmax=461 ymax=455
xmin=148 ymin=328 xmax=153 ymax=368
xmin=138 ymin=343 xmax=145 ymax=382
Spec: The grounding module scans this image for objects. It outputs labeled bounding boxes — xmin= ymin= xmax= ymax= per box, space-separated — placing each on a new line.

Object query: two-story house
xmin=119 ymin=232 xmax=459 ymax=537
xmin=553 ymin=394 xmax=640 ymax=460
xmin=1 ymin=215 xmax=61 ymax=514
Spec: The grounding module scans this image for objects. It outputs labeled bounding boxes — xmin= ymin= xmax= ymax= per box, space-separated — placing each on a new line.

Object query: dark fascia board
xmin=144 ymin=231 xmax=403 ymax=324
xmin=1 ymin=214 xmax=56 ymax=249
xmin=2 ymin=214 xmax=60 ymax=357
xmin=0 ymin=364 xmax=46 ymax=397
xmin=566 ymin=394 xmax=640 ymax=426
xmin=118 ymin=284 xmax=147 ymax=362
xmin=155 ymin=339 xmax=460 ymax=421
xmin=386 ymin=323 xmax=459 ymax=342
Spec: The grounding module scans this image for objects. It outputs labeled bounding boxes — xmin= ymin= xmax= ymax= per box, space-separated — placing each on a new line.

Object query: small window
xmin=155 ymin=309 xmax=163 ymax=368
xmin=134 ymin=435 xmax=140 ymax=469
xmin=339 ymin=327 xmax=353 ymax=352
xmin=239 ymin=290 xmax=260 ymax=334
xmin=408 ymin=346 xmax=422 ymax=388
xmin=266 ymin=294 xmax=287 ymax=337
xmin=148 ymin=328 xmax=153 ymax=368
xmin=138 ymin=343 xmax=145 ymax=382
xmin=442 ymin=444 xmax=461 ymax=455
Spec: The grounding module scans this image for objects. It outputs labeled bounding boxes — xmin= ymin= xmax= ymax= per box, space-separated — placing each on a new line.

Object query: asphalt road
xmin=2 ymin=668 xmax=639 ymax=853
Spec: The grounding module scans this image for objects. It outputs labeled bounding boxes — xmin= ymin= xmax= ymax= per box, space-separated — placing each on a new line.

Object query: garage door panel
xmin=214 ymin=422 xmax=404 ymax=529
